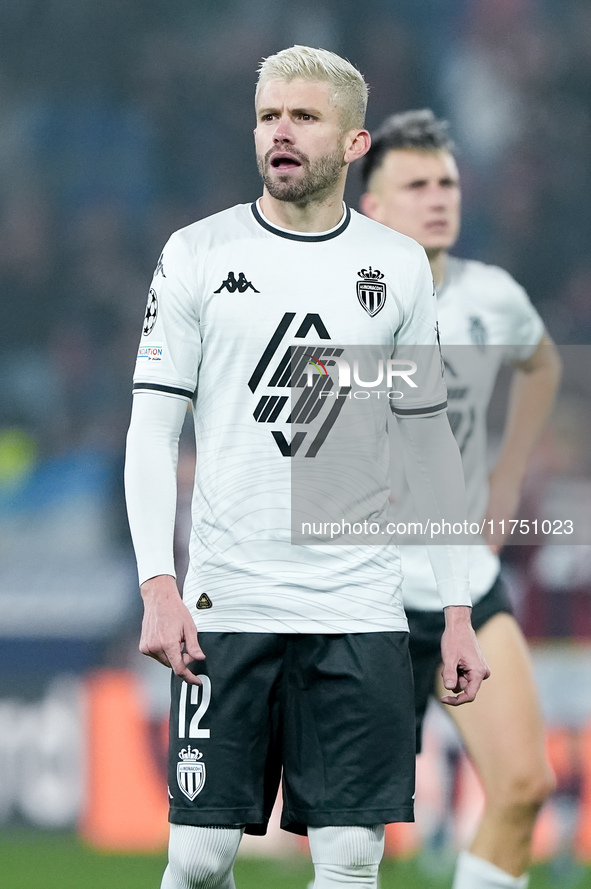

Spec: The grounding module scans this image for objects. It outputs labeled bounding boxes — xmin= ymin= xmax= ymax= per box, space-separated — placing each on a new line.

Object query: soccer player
xmin=125 ymin=52 xmax=489 ymax=889
xmin=360 ymin=109 xmax=561 ymax=889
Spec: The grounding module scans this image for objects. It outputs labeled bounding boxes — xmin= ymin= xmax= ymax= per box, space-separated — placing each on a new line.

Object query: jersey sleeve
xmin=390 ymin=246 xmax=448 ymax=418
xmin=124 ymin=392 xmax=188 ymax=584
xmin=495 ymin=268 xmax=545 ymax=361
xmin=132 ymin=230 xmax=202 ymax=402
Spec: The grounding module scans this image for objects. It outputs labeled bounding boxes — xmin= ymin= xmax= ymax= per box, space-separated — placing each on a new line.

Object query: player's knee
xmin=166 ymin=824 xmax=241 ymax=889
xmin=308 ymin=824 xmax=384 ymax=868
xmin=490 ymin=760 xmax=556 ymax=816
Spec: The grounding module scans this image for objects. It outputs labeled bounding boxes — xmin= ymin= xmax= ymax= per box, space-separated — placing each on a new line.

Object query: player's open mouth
xmin=270 ymin=154 xmax=302 ymax=169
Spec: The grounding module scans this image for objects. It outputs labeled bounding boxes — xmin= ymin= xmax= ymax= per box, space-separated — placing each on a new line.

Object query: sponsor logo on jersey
xmin=196 ymin=593 xmax=212 ymax=610
xmin=214 ymin=271 xmax=260 ymax=294
xmin=177 ymin=747 xmax=206 ymax=801
xmin=143 ymin=288 xmax=158 ymax=336
xmin=356 ymin=267 xmax=386 ymax=317
xmin=137 ymin=344 xmax=164 ymax=361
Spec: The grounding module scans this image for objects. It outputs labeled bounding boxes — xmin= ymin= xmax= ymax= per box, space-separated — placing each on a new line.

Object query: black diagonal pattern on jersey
xmin=254 ymin=394 xmax=288 ymax=423
xmin=248 ymin=312 xmax=296 ymax=393
xmin=272 ymin=431 xmax=307 ymax=456
xmin=269 ymin=345 xmax=307 ymax=388
xmin=287 ymin=375 xmax=334 ymax=424
xmin=272 ymin=344 xmax=334 ymax=389
xmin=305 ymin=387 xmax=352 ymax=458
xmin=293 ymin=346 xmax=344 ymax=389
xmin=294 ymin=313 xmax=331 ymax=339
xmin=458 ymin=406 xmax=476 ymax=455
xmin=301 ymin=377 xmax=334 ymax=424
xmin=267 ymin=396 xmax=288 ymax=423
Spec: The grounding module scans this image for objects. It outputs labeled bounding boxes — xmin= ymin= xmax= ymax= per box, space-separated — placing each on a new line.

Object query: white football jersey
xmin=132 ymin=201 xmax=447 ymax=633
xmin=394 ymin=255 xmax=545 ymax=611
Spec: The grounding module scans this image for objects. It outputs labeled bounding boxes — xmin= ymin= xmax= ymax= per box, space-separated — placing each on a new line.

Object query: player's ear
xmin=343 ymin=129 xmax=371 ymax=165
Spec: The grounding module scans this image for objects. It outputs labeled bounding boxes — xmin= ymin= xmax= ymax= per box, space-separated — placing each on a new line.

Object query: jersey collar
xmin=251 ymin=199 xmax=351 ymax=242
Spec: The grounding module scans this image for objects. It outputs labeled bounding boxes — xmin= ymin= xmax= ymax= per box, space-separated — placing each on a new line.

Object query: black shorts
xmin=168 ymin=631 xmax=415 ymax=836
xmin=406 ymin=575 xmax=513 ymax=752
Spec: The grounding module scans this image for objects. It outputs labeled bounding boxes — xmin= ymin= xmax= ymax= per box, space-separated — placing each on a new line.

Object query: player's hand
xmin=439 ymin=605 xmax=490 ymax=706
xmin=139 ymin=574 xmax=205 ymax=685
xmin=483 ymin=465 xmax=522 ymax=553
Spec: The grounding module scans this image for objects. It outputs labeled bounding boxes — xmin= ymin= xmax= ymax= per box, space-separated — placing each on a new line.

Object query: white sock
xmin=453 ymin=851 xmax=529 ymax=889
xmin=308 ymin=825 xmax=384 ymax=887
xmin=161 ymin=824 xmax=243 ymax=889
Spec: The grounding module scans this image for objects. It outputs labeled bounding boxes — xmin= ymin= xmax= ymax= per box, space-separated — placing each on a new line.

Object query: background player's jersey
xmin=132 ymin=201 xmax=446 ymax=633
xmin=394 ymin=255 xmax=545 ymax=611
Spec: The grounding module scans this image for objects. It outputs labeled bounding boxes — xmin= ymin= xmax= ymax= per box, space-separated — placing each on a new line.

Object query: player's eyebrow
xmin=290 ymin=106 xmax=323 ymax=117
xmin=257 ymin=105 xmax=324 ymax=119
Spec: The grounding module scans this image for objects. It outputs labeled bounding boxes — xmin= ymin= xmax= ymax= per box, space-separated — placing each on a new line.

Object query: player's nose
xmin=429 ymin=184 xmax=450 ymax=206
xmin=273 ymin=114 xmax=295 ymax=143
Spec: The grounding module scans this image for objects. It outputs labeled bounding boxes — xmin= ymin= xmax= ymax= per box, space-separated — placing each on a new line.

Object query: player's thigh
xmin=435 ymin=613 xmax=549 ymax=795
xmin=169 ymin=632 xmax=285 ymax=827
xmin=282 ymin=632 xmax=416 ymax=832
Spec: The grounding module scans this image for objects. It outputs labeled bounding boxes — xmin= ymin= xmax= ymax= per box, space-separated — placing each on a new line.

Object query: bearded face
xmin=257 ymin=144 xmax=345 ymax=204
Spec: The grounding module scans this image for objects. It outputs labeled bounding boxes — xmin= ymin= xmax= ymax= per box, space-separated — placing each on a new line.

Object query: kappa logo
xmin=143 ymin=288 xmax=158 ymax=336
xmin=196 ymin=593 xmax=212 ymax=610
xmin=177 ymin=747 xmax=206 ymax=801
xmin=214 ymin=271 xmax=260 ymax=294
xmin=356 ymin=267 xmax=386 ymax=317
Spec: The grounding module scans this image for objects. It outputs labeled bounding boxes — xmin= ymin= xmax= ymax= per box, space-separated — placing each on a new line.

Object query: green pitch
xmin=1 ymin=832 xmax=590 ymax=888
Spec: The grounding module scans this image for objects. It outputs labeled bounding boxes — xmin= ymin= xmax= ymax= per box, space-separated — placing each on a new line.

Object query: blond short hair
xmin=256 ymin=45 xmax=368 ymax=131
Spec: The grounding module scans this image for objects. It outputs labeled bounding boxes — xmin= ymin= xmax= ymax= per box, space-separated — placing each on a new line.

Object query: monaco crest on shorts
xmin=177 ymin=746 xmax=206 ymax=800
xmin=356 ymin=267 xmax=386 ymax=317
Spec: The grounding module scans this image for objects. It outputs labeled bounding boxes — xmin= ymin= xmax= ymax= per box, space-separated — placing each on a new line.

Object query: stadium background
xmin=1 ymin=1 xmax=591 ymax=886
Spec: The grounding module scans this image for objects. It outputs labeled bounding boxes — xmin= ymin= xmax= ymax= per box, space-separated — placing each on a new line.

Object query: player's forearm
xmin=494 ymin=337 xmax=561 ymax=484
xmin=124 ymin=392 xmax=188 ymax=584
xmin=397 ymin=413 xmax=471 ymax=608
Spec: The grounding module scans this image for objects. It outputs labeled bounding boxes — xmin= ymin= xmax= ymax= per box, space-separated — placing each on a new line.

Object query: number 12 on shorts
xmin=178 ymin=676 xmax=212 ymax=739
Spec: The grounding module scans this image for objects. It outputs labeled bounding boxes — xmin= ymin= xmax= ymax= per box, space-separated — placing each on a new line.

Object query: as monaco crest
xmin=177 ymin=746 xmax=206 ymax=801
xmin=356 ymin=267 xmax=386 ymax=317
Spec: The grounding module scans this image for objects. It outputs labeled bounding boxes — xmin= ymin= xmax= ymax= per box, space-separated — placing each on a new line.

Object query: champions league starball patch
xmin=143 ymin=288 xmax=158 ymax=336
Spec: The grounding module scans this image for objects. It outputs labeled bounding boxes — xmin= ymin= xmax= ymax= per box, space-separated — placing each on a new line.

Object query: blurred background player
xmin=360 ymin=109 xmax=562 ymax=889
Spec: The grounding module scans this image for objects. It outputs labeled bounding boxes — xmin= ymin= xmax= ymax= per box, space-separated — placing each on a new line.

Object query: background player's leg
xmin=434 ymin=613 xmax=555 ymax=887
xmin=161 ymin=824 xmax=243 ymax=889
xmin=308 ymin=824 xmax=384 ymax=887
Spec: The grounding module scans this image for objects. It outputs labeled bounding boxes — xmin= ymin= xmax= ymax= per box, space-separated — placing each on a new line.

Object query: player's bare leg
xmin=435 ymin=613 xmax=555 ymax=887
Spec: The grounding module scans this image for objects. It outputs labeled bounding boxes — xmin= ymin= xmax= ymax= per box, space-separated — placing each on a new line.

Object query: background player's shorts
xmin=168 ymin=631 xmax=415 ymax=836
xmin=406 ymin=575 xmax=513 ymax=752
